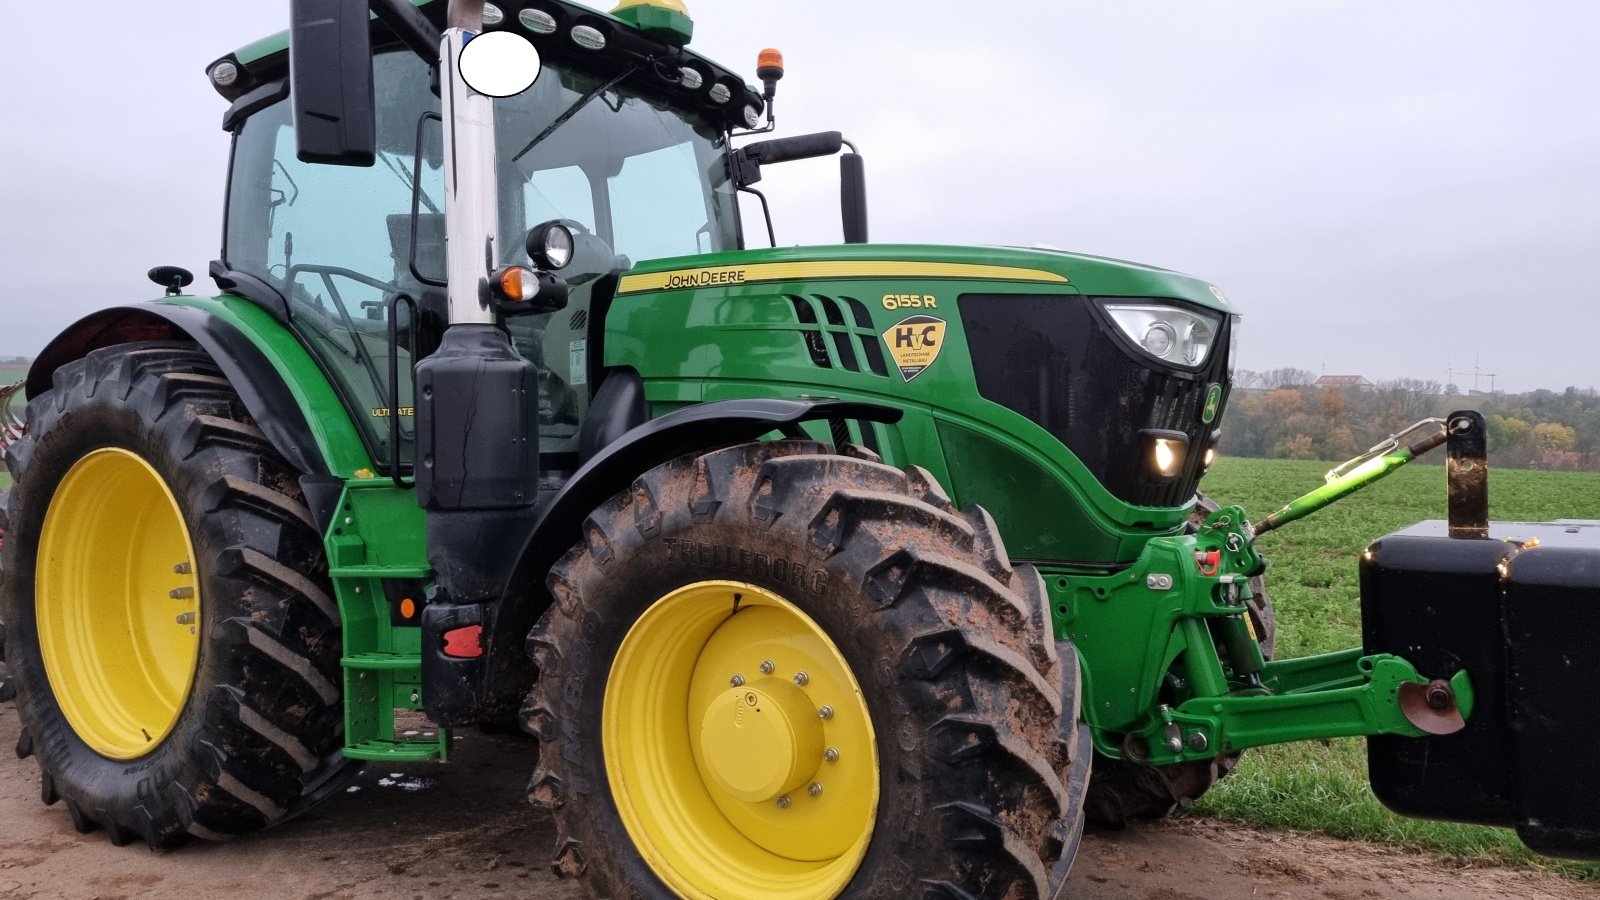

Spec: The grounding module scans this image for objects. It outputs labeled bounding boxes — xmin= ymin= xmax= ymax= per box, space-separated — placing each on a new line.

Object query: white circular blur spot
xmin=459 ymin=30 xmax=541 ymax=98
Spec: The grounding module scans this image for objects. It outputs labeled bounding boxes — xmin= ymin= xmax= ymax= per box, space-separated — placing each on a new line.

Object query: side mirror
xmin=289 ymin=0 xmax=376 ymax=166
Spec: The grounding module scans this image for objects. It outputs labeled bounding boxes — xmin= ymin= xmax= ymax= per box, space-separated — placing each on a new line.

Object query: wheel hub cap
xmin=603 ymin=580 xmax=878 ymax=899
xmin=698 ymin=679 xmax=824 ymax=803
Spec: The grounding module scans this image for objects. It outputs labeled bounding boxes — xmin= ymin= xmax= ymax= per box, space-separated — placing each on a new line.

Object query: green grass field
xmin=1192 ymin=456 xmax=1600 ymax=876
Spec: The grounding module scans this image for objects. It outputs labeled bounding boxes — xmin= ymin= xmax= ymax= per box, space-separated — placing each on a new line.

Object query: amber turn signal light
xmin=493 ymin=265 xmax=539 ymax=303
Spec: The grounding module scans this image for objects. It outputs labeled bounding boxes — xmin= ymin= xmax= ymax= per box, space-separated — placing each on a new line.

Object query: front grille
xmin=788 ymin=295 xmax=890 ymax=377
xmin=959 ymin=294 xmax=1232 ymax=509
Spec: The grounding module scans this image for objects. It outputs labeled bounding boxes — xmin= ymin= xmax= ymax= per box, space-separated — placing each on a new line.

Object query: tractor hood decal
xmin=883 ymin=315 xmax=947 ymax=382
xmin=617 ymin=260 xmax=1068 ymax=294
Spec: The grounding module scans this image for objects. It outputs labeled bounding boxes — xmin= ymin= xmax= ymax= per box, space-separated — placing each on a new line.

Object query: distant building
xmin=1315 ymin=375 xmax=1374 ymax=392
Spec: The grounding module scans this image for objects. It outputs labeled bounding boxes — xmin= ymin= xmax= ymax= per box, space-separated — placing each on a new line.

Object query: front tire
xmin=0 ymin=343 xmax=355 ymax=846
xmin=523 ymin=441 xmax=1088 ymax=898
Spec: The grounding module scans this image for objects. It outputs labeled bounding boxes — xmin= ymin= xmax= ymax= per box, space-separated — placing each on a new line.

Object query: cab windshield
xmin=224 ymin=50 xmax=740 ymax=467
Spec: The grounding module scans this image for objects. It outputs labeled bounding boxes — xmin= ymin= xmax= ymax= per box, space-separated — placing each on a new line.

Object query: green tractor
xmin=4 ymin=0 xmax=1598 ymax=896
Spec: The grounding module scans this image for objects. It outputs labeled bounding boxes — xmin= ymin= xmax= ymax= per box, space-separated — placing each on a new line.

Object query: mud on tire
xmin=1082 ymin=493 xmax=1276 ymax=829
xmin=522 ymin=440 xmax=1090 ymax=898
xmin=0 ymin=342 xmax=355 ymax=847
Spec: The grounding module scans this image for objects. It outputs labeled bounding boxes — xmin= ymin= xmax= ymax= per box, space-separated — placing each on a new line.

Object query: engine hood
xmin=617 ymin=243 xmax=1235 ymax=314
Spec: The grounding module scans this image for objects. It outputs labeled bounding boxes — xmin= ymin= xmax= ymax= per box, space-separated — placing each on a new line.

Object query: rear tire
xmin=1082 ymin=493 xmax=1276 ymax=828
xmin=0 ymin=342 xmax=355 ymax=846
xmin=523 ymin=441 xmax=1089 ymax=898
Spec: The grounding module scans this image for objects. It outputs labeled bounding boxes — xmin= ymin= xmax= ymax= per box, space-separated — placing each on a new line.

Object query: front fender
xmin=520 ymin=397 xmax=904 ymax=586
xmin=441 ymin=398 xmax=904 ymax=724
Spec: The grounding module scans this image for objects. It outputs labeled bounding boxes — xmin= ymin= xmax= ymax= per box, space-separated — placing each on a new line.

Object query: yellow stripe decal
xmin=617 ymin=261 xmax=1069 ymax=294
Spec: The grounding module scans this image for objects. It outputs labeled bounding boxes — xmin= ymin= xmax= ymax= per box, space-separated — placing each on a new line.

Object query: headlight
xmin=1102 ymin=302 xmax=1222 ymax=367
xmin=526 ymin=220 xmax=575 ymax=270
xmin=1140 ymin=429 xmax=1188 ymax=480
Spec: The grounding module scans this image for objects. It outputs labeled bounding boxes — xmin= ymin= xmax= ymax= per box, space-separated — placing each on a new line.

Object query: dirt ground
xmin=1 ymin=699 xmax=1595 ymax=900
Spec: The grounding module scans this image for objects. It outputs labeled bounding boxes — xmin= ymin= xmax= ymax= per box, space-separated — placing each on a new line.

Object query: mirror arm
xmin=371 ymin=0 xmax=444 ymax=63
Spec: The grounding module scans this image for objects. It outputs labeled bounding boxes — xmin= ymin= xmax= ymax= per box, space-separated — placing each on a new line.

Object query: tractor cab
xmin=213 ymin=0 xmax=758 ymax=472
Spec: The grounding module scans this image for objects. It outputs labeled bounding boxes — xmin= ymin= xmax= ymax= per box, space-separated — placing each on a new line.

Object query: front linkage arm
xmin=1053 ymin=417 xmax=1472 ymax=768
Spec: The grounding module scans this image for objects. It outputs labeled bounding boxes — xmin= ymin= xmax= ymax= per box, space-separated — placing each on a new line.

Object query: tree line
xmin=1223 ymin=368 xmax=1600 ymax=471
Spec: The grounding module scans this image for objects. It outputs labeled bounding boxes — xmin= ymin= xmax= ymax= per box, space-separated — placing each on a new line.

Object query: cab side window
xmin=225 ymin=51 xmax=442 ymax=467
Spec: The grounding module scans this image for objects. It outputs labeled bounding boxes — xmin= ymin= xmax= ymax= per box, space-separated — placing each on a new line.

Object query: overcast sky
xmin=4 ymin=1 xmax=1597 ymax=392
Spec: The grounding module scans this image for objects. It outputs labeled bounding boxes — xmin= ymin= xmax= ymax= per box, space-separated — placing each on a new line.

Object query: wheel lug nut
xmin=169 ymin=586 xmax=194 ymax=600
xmin=175 ymin=612 xmax=196 ymax=626
xmin=760 ymin=660 xmax=775 ymax=674
xmin=776 ymin=795 xmax=792 ymax=809
xmin=808 ymin=782 xmax=823 ymax=797
xmin=730 ymin=675 xmax=745 ymax=687
xmin=793 ymin=672 xmax=809 ymax=686
xmin=173 ymin=562 xmax=192 ymax=575
xmin=818 ymin=705 xmax=834 ymax=720
xmin=824 ymin=747 xmax=839 ymax=762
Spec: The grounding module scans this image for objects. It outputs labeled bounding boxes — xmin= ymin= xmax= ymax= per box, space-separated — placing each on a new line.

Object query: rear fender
xmin=24 ymin=303 xmax=366 ymax=530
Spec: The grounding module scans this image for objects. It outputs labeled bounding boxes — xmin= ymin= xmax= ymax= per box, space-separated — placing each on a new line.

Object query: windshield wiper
xmin=512 ymin=65 xmax=640 ymax=164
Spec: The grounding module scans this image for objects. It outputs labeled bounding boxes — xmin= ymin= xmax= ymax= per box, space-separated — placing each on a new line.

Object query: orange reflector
xmin=400 ymin=598 xmax=417 ymax=620
xmin=443 ymin=625 xmax=483 ymax=659
xmin=498 ymin=266 xmax=530 ymax=302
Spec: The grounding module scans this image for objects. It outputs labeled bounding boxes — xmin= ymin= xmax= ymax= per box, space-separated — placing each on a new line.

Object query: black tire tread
xmin=523 ymin=440 xmax=1085 ymax=898
xmin=0 ymin=342 xmax=355 ymax=848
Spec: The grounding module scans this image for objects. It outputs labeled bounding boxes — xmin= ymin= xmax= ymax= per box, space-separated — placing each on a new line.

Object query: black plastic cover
xmin=959 ymin=295 xmax=1231 ymax=508
xmin=578 ymin=368 xmax=648 ymax=462
xmin=1363 ymin=519 xmax=1600 ymax=859
xmin=414 ymin=325 xmax=540 ymax=510
xmin=289 ymin=0 xmax=377 ymax=166
xmin=420 ymin=599 xmax=488 ymax=725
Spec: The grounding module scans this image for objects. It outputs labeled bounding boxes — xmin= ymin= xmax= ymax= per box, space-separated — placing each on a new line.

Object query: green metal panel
xmin=614 ymin=243 xmax=1231 ymax=314
xmin=935 ymin=420 xmax=1122 ymax=563
xmin=328 ymin=480 xmax=448 ymax=763
xmin=603 ymin=243 xmax=1222 ymax=563
xmin=163 ymin=295 xmax=374 ymax=476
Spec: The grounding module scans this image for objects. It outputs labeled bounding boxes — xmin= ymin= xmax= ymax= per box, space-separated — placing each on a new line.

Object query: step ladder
xmin=327 ymin=480 xmax=450 ymax=762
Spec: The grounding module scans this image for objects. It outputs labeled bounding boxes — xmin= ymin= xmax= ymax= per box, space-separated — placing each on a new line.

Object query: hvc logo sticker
xmin=883 ymin=315 xmax=946 ymax=382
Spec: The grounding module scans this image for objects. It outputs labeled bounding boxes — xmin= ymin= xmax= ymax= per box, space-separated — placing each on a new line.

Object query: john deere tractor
xmin=4 ymin=1 xmax=1598 ymax=896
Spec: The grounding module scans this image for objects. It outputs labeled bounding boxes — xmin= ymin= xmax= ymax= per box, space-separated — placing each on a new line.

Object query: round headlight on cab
xmin=743 ymin=104 xmax=762 ymax=129
xmin=527 ymin=220 xmax=575 ymax=270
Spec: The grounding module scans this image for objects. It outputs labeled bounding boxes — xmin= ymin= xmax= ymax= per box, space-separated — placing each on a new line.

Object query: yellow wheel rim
xmin=36 ymin=448 xmax=202 ymax=760
xmin=604 ymin=580 xmax=878 ymax=899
